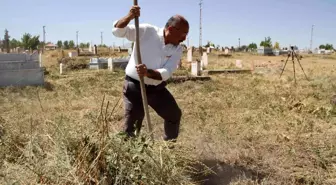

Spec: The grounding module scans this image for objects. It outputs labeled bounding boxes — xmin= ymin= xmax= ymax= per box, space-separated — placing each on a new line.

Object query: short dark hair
xmin=165 ymin=15 xmax=189 ymax=28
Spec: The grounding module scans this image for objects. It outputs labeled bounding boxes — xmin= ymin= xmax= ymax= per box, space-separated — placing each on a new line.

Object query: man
xmin=112 ymin=5 xmax=189 ymax=141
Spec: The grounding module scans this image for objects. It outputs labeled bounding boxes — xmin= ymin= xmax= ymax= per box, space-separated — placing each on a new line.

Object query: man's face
xmin=168 ymin=23 xmax=189 ymax=46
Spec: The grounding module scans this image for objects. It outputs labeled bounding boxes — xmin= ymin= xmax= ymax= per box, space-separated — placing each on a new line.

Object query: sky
xmin=1 ymin=0 xmax=335 ymax=49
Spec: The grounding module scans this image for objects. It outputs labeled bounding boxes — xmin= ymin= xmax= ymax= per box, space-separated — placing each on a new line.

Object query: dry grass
xmin=0 ymin=50 xmax=335 ymax=184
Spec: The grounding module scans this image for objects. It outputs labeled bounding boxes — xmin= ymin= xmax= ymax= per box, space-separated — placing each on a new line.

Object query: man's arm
xmin=114 ymin=6 xmax=139 ymax=28
xmin=112 ymin=6 xmax=147 ymax=42
xmin=135 ymin=47 xmax=183 ymax=81
xmin=135 ymin=65 xmax=162 ymax=80
xmin=146 ymin=69 xmax=162 ymax=80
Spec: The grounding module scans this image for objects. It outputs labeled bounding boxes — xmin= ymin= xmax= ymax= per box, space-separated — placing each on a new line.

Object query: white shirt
xmin=112 ymin=20 xmax=182 ymax=86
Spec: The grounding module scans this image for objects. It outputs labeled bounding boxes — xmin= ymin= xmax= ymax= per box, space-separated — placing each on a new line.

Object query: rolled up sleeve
xmin=157 ymin=47 xmax=183 ymax=81
xmin=112 ymin=20 xmax=148 ymax=42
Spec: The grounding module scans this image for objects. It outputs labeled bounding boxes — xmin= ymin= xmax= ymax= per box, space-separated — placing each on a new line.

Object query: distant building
xmin=44 ymin=43 xmax=57 ymax=50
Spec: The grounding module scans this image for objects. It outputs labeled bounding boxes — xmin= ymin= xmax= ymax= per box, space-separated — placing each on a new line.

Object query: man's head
xmin=164 ymin=15 xmax=189 ymax=46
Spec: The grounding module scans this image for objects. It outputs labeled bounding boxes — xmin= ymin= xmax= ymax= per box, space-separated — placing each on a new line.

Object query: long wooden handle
xmin=133 ymin=0 xmax=153 ymax=139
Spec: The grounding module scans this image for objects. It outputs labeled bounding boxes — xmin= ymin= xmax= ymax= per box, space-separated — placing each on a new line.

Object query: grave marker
xmin=108 ymin=58 xmax=113 ymax=71
xmin=187 ymin=47 xmax=193 ymax=62
xmin=0 ymin=53 xmax=44 ymax=87
xmin=60 ymin=63 xmax=63 ymax=74
xmin=202 ymin=52 xmax=208 ymax=68
xmin=191 ymin=60 xmax=201 ymax=76
xmin=68 ymin=51 xmax=78 ymax=58
xmin=225 ymin=48 xmax=229 ymax=54
xmin=236 ymin=60 xmax=243 ymax=68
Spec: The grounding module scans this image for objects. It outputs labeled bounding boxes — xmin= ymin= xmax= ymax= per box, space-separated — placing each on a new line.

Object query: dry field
xmin=0 ymin=49 xmax=335 ymax=185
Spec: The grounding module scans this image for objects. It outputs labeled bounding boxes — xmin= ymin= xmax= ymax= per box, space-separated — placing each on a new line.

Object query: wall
xmin=0 ymin=53 xmax=44 ymax=87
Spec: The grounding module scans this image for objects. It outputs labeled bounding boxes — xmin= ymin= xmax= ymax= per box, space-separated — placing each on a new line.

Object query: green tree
xmin=274 ymin=42 xmax=280 ymax=49
xmin=21 ymin=33 xmax=40 ymax=50
xmin=4 ymin=29 xmax=10 ymax=51
xmin=248 ymin=42 xmax=257 ymax=50
xmin=241 ymin=45 xmax=247 ymax=51
xmin=9 ymin=38 xmax=21 ymax=49
xmin=319 ymin=45 xmax=325 ymax=49
xmin=325 ymin=44 xmax=334 ymax=50
xmin=98 ymin=44 xmax=108 ymax=48
xmin=57 ymin=40 xmax=63 ymax=48
xmin=63 ymin=40 xmax=69 ymax=49
xmin=79 ymin=43 xmax=86 ymax=48
xmin=69 ymin=40 xmax=75 ymax=48
xmin=260 ymin=36 xmax=272 ymax=48
xmin=204 ymin=41 xmax=215 ymax=48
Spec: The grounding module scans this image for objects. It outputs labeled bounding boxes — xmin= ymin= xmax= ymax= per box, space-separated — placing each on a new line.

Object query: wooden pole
xmin=133 ymin=0 xmax=153 ymax=139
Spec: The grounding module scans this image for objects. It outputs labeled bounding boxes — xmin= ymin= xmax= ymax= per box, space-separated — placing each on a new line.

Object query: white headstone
xmin=60 ymin=63 xmax=63 ymax=75
xmin=207 ymin=47 xmax=211 ymax=53
xmin=68 ymin=51 xmax=78 ymax=58
xmin=187 ymin=47 xmax=193 ymax=62
xmin=202 ymin=52 xmax=208 ymax=67
xmin=225 ymin=48 xmax=229 ymax=54
xmin=89 ymin=42 xmax=92 ymax=52
xmin=108 ymin=58 xmax=113 ymax=71
xmin=236 ymin=60 xmax=243 ymax=68
xmin=191 ymin=61 xmax=201 ymax=76
xmin=39 ymin=53 xmax=42 ymax=67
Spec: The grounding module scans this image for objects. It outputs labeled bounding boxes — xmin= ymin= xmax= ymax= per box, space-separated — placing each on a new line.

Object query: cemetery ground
xmin=0 ymin=49 xmax=336 ymax=185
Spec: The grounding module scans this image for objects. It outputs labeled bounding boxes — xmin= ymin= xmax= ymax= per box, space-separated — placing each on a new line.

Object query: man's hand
xmin=127 ymin=5 xmax=140 ymax=20
xmin=136 ymin=64 xmax=147 ymax=77
xmin=135 ymin=64 xmax=163 ymax=81
xmin=115 ymin=6 xmax=140 ymax=28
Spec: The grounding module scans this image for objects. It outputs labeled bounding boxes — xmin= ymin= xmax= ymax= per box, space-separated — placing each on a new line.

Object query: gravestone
xmin=68 ymin=51 xmax=78 ymax=58
xmin=91 ymin=56 xmax=129 ymax=70
xmin=94 ymin=45 xmax=97 ymax=55
xmin=187 ymin=47 xmax=193 ymax=62
xmin=191 ymin=60 xmax=201 ymax=76
xmin=0 ymin=53 xmax=44 ymax=87
xmin=60 ymin=63 xmax=63 ymax=74
xmin=89 ymin=42 xmax=93 ymax=52
xmin=236 ymin=60 xmax=243 ymax=68
xmin=225 ymin=48 xmax=229 ymax=54
xmin=108 ymin=58 xmax=113 ymax=71
xmin=207 ymin=47 xmax=211 ymax=53
xmin=202 ymin=52 xmax=208 ymax=68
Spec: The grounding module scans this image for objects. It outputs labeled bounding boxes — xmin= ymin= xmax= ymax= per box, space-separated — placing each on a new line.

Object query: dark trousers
xmin=122 ymin=75 xmax=182 ymax=141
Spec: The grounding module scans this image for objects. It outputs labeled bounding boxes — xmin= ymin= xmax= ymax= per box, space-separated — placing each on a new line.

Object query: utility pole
xmin=239 ymin=38 xmax=240 ymax=50
xmin=43 ymin=26 xmax=46 ymax=53
xmin=76 ymin=31 xmax=79 ymax=48
xmin=101 ymin=31 xmax=103 ymax=46
xmin=199 ymin=0 xmax=203 ymax=57
xmin=310 ymin=24 xmax=314 ymax=53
